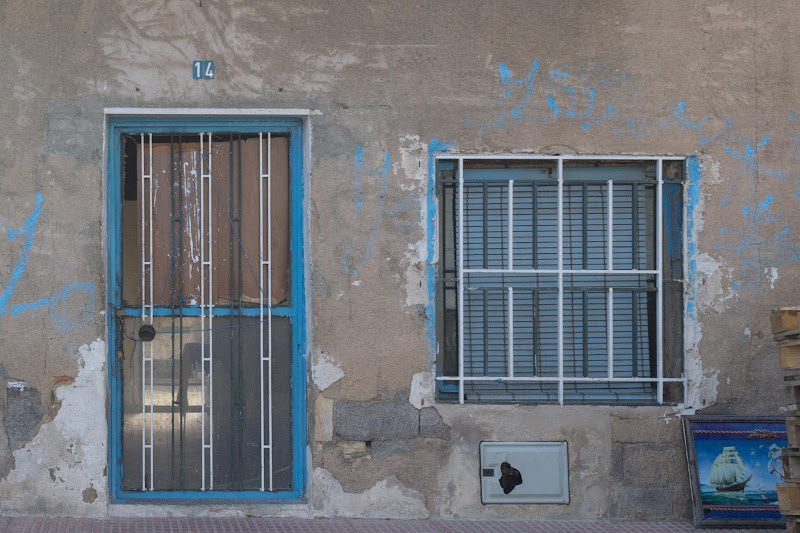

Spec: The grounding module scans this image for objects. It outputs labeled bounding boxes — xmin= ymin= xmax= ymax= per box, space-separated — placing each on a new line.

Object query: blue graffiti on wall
xmin=344 ymin=146 xmax=422 ymax=275
xmin=464 ymin=62 xmax=628 ymax=138
xmin=460 ymin=59 xmax=800 ymax=293
xmin=791 ymin=113 xmax=800 ymax=197
xmin=0 ymin=194 xmax=96 ymax=333
xmin=344 ymin=58 xmax=800 ymax=357
xmin=720 ymin=136 xmax=787 ymax=205
xmin=713 ymin=133 xmax=797 ymax=290
xmin=716 ymin=195 xmax=798 ymax=291
xmin=625 ymin=102 xmax=709 ymax=139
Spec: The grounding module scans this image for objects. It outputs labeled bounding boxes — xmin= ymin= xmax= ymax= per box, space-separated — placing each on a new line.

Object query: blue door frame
xmin=106 ymin=116 xmax=306 ymax=502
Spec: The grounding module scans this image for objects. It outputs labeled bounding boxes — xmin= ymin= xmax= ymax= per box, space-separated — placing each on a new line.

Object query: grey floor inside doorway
xmin=0 ymin=517 xmax=781 ymax=533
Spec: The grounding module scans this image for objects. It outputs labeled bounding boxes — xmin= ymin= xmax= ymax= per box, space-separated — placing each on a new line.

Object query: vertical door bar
xmin=259 ymin=133 xmax=274 ymax=491
xmin=140 ymin=133 xmax=146 ymax=491
xmin=140 ymin=132 xmax=154 ymax=491
xmin=227 ymin=138 xmax=236 ymax=488
xmin=556 ymin=157 xmax=564 ymax=406
xmin=199 ymin=133 xmax=215 ymax=490
xmin=267 ymin=133 xmax=274 ymax=492
xmin=207 ymin=134 xmax=215 ymax=490
xmin=148 ymin=133 xmax=154 ymax=492
xmin=457 ymin=158 xmax=465 ymax=404
xmin=169 ymin=137 xmax=177 ymax=490
xmin=656 ymin=159 xmax=664 ymax=404
xmin=259 ymin=134 xmax=264 ymax=491
xmin=199 ymin=133 xmax=206 ymax=490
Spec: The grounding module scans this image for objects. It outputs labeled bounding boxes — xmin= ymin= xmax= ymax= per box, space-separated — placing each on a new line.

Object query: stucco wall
xmin=0 ymin=0 xmax=797 ymax=519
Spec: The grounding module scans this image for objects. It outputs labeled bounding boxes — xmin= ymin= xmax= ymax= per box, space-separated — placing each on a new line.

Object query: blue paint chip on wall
xmin=193 ymin=60 xmax=215 ymax=79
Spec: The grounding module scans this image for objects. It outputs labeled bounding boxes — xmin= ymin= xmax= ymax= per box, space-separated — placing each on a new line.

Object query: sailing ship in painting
xmin=709 ymin=446 xmax=752 ymax=492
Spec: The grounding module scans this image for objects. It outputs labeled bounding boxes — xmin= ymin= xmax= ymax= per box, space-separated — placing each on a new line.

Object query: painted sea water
xmin=700 ymin=483 xmax=778 ymax=506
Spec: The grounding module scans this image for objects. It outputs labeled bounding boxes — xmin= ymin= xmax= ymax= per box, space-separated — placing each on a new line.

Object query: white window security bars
xmin=138 ymin=132 xmax=275 ymax=491
xmin=435 ymin=155 xmax=687 ymax=406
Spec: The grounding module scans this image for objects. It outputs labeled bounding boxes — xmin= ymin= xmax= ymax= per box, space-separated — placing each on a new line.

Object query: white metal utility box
xmin=479 ymin=441 xmax=570 ymax=504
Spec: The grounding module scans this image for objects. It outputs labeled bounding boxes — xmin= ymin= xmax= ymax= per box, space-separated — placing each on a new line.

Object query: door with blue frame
xmin=106 ymin=117 xmax=305 ymax=500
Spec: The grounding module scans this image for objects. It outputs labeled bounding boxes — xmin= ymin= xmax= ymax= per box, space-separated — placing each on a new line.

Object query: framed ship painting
xmin=683 ymin=416 xmax=787 ymax=528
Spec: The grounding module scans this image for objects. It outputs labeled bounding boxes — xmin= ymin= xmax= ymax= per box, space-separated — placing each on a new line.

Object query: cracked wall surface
xmin=1 ymin=0 xmax=798 ymax=519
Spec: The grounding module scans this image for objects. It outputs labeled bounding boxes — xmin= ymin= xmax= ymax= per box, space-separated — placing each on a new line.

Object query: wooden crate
xmin=781 ymin=342 xmax=800 ymax=369
xmin=778 ymin=482 xmax=800 ymax=515
xmin=784 ymin=448 xmax=800 ymax=482
xmin=773 ymin=308 xmax=800 ymax=335
xmin=788 ymin=418 xmax=800 ymax=447
xmin=785 ymin=370 xmax=800 ymax=387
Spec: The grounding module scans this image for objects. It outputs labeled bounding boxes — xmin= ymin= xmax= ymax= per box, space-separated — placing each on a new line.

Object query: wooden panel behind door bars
xmin=122 ymin=136 xmax=289 ymax=307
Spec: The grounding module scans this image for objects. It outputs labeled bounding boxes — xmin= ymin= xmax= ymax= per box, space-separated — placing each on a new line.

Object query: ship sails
xmin=710 ymin=446 xmax=752 ymax=491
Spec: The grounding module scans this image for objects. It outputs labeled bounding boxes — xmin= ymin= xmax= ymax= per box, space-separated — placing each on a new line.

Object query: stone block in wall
xmin=334 ymin=401 xmax=419 ymax=441
xmin=611 ymin=416 xmax=680 ymax=444
xmin=419 ymin=407 xmax=450 ymax=440
xmin=609 ymin=486 xmax=673 ymax=519
xmin=371 ymin=440 xmax=422 ymax=461
xmin=621 ymin=444 xmax=685 ymax=486
xmin=340 ymin=441 xmax=369 ymax=459
xmin=315 ymin=395 xmax=334 ymax=442
xmin=610 ymin=445 xmax=624 ymax=482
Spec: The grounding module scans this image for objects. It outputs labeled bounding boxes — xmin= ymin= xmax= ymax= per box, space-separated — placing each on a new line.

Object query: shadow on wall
xmin=0 ymin=364 xmax=44 ymax=478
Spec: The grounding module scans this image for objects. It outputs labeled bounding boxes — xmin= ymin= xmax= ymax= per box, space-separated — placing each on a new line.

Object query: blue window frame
xmin=106 ymin=116 xmax=306 ymax=501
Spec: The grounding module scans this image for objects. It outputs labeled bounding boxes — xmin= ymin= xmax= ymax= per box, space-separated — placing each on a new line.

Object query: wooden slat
xmin=778 ymin=483 xmax=800 ymax=515
xmin=775 ymin=329 xmax=800 ymax=342
xmin=772 ymin=307 xmax=800 ymax=335
xmin=127 ymin=136 xmax=291 ymax=307
xmin=781 ymin=343 xmax=800 ymax=369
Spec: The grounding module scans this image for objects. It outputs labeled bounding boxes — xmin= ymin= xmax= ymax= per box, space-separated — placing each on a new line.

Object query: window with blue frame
xmin=107 ymin=117 xmax=305 ymax=500
xmin=436 ymin=157 xmax=685 ymax=405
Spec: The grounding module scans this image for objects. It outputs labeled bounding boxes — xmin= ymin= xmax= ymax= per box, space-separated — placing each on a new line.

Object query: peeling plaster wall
xmin=1 ymin=0 xmax=798 ymax=519
xmin=0 ymin=340 xmax=107 ymax=516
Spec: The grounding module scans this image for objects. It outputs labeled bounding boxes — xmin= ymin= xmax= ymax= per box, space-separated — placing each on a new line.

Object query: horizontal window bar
xmin=441 ymin=177 xmax=659 ymax=184
xmin=436 ymin=155 xmax=687 ymax=161
xmin=436 ymin=376 xmax=685 ymax=383
xmin=464 ymin=269 xmax=659 ymax=275
xmin=120 ymin=306 xmax=292 ymax=317
xmin=113 ymin=489 xmax=304 ymax=501
xmin=461 ymin=285 xmax=656 ymax=292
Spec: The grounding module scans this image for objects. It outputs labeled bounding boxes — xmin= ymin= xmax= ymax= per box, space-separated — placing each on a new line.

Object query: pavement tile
xmin=5 ymin=518 xmax=44 ymax=533
xmin=348 ymin=518 xmax=442 ymax=533
xmin=0 ymin=517 xmax=790 ymax=533
xmin=254 ymin=518 xmax=355 ymax=533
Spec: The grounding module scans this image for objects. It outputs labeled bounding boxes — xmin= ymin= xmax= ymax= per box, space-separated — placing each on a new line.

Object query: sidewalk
xmin=0 ymin=517 xmax=782 ymax=533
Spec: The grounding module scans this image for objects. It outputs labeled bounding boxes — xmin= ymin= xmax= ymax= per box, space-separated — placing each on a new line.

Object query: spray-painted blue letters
xmin=0 ymin=194 xmax=96 ymax=333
